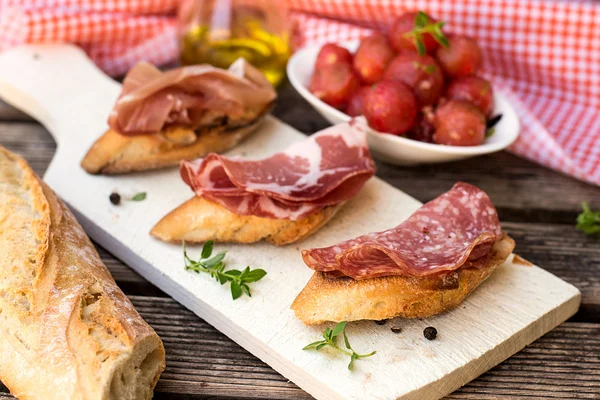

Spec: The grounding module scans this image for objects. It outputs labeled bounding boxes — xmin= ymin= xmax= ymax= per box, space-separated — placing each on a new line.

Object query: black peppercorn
xmin=109 ymin=192 xmax=121 ymax=205
xmin=390 ymin=327 xmax=402 ymax=334
xmin=423 ymin=326 xmax=437 ymax=340
xmin=374 ymin=319 xmax=387 ymax=325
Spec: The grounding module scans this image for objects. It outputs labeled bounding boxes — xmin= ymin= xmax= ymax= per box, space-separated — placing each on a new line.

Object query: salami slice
xmin=302 ymin=183 xmax=503 ymax=279
xmin=180 ymin=121 xmax=375 ymax=220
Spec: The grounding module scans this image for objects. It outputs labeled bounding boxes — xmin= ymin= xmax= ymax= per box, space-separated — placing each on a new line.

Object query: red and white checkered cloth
xmin=1 ymin=0 xmax=599 ymax=186
xmin=0 ymin=0 xmax=180 ymax=75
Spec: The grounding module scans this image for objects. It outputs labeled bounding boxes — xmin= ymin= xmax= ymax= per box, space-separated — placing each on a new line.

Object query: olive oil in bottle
xmin=179 ymin=0 xmax=291 ymax=86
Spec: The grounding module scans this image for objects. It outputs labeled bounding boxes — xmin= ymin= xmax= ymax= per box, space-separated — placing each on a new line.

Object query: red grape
xmin=315 ymin=43 xmax=353 ymax=69
xmin=363 ymin=81 xmax=418 ymax=135
xmin=433 ymin=100 xmax=486 ymax=146
xmin=435 ymin=35 xmax=483 ymax=78
xmin=388 ymin=11 xmax=440 ymax=54
xmin=353 ymin=34 xmax=396 ymax=84
xmin=445 ymin=76 xmax=494 ymax=117
xmin=384 ymin=53 xmax=444 ymax=107
xmin=408 ymin=107 xmax=436 ymax=143
xmin=309 ymin=63 xmax=359 ymax=109
xmin=345 ymin=86 xmax=370 ymax=117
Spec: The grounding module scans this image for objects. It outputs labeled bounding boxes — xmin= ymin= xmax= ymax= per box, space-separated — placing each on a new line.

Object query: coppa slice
xmin=151 ymin=121 xmax=376 ymax=245
xmin=81 ymin=59 xmax=276 ymax=174
xmin=293 ymin=183 xmax=514 ymax=324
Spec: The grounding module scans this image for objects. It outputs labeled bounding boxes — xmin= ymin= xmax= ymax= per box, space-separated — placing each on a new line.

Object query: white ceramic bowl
xmin=287 ymin=41 xmax=520 ymax=165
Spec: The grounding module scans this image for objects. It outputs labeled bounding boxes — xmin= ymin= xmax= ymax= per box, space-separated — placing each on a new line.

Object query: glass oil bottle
xmin=179 ymin=0 xmax=291 ymax=86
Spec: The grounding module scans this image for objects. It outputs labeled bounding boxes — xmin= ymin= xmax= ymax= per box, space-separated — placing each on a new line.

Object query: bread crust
xmin=0 ymin=146 xmax=166 ymax=399
xmin=150 ymin=197 xmax=343 ymax=246
xmin=81 ymin=119 xmax=262 ymax=175
xmin=292 ymin=235 xmax=515 ymax=325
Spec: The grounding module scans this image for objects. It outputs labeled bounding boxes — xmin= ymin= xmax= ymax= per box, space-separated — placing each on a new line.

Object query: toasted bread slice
xmin=81 ymin=119 xmax=262 ymax=174
xmin=292 ymin=234 xmax=515 ymax=325
xmin=150 ymin=197 xmax=343 ymax=246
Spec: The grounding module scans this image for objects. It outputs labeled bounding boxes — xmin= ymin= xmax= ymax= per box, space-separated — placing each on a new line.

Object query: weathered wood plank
xmin=0 ymin=123 xmax=55 ymax=176
xmin=134 ymin=301 xmax=599 ymax=400
xmin=98 ymin=246 xmax=166 ymax=297
xmin=502 ymin=222 xmax=600 ymax=321
xmin=2 ymin=298 xmax=597 ymax=399
xmin=377 ymin=156 xmax=599 ymax=223
xmin=0 ymin=100 xmax=31 ymax=122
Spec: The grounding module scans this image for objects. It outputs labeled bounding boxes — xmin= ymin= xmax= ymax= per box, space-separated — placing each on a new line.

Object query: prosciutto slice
xmin=181 ymin=121 xmax=375 ymax=220
xmin=108 ymin=58 xmax=276 ymax=136
xmin=302 ymin=183 xmax=503 ymax=279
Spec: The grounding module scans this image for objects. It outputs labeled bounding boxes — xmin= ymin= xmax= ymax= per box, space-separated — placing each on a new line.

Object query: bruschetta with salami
xmin=292 ymin=182 xmax=515 ymax=324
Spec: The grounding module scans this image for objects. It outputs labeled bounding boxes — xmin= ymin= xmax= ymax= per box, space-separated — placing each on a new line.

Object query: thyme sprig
xmin=184 ymin=240 xmax=267 ymax=299
xmin=130 ymin=192 xmax=147 ymax=201
xmin=303 ymin=321 xmax=376 ymax=370
xmin=576 ymin=202 xmax=600 ymax=236
xmin=404 ymin=11 xmax=449 ymax=55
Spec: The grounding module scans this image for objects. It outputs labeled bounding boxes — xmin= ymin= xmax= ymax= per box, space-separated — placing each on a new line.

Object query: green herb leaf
xmin=404 ymin=10 xmax=449 ymax=55
xmin=183 ymin=242 xmax=267 ymax=300
xmin=423 ymin=64 xmax=437 ymax=74
xmin=332 ymin=321 xmax=347 ymax=337
xmin=415 ymin=39 xmax=426 ymax=56
xmin=201 ymin=240 xmax=214 ymax=258
xmin=204 ymin=251 xmax=227 ymax=268
xmin=243 ymin=269 xmax=267 ymax=283
xmin=130 ymin=192 xmax=147 ymax=201
xmin=433 ymin=25 xmax=449 ymax=48
xmin=303 ymin=340 xmax=325 ymax=350
xmin=577 ymin=202 xmax=600 ymax=236
xmin=230 ymin=281 xmax=242 ymax=300
xmin=241 ymin=284 xmax=251 ymax=297
xmin=485 ymin=127 xmax=495 ymax=138
xmin=217 ymin=273 xmax=229 ymax=285
xmin=302 ymin=321 xmax=376 ymax=370
xmin=343 ymin=329 xmax=352 ymax=350
xmin=415 ymin=11 xmax=429 ymax=28
xmin=348 ymin=353 xmax=358 ymax=370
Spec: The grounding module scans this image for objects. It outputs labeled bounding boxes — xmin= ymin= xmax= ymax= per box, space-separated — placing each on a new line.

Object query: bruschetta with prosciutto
xmin=81 ymin=59 xmax=276 ymax=174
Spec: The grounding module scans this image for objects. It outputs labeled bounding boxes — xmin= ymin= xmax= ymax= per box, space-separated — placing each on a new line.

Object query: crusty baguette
xmin=292 ymin=234 xmax=515 ymax=325
xmin=81 ymin=118 xmax=261 ymax=174
xmin=150 ymin=196 xmax=343 ymax=246
xmin=0 ymin=146 xmax=165 ymax=400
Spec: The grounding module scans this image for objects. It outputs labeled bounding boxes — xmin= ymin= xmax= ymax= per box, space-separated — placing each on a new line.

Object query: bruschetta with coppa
xmin=151 ymin=121 xmax=376 ymax=246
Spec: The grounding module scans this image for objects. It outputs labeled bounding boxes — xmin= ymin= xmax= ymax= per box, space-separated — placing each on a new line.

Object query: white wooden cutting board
xmin=0 ymin=45 xmax=581 ymax=400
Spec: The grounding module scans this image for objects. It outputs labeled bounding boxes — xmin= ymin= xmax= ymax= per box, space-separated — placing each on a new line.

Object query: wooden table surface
xmin=1 ymin=82 xmax=599 ymax=399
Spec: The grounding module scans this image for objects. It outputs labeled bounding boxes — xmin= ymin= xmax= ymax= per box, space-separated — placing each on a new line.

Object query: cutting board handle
xmin=0 ymin=44 xmax=120 ymax=144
